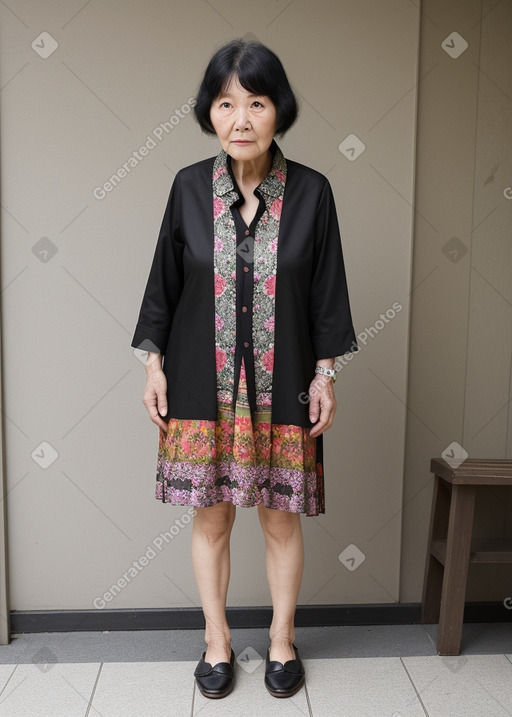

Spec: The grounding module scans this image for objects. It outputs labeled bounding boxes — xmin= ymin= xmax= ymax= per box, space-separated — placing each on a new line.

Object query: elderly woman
xmin=131 ymin=39 xmax=357 ymax=699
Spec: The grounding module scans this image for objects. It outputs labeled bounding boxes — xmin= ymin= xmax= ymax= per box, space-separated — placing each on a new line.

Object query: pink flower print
xmin=215 ymin=313 xmax=224 ymax=330
xmin=264 ymin=316 xmax=275 ymax=331
xmin=272 ymin=436 xmax=282 ymax=453
xmin=235 ymin=415 xmax=252 ymax=433
xmin=216 ymin=346 xmax=227 ymax=372
xmin=214 ymin=273 xmax=226 ymax=296
xmin=180 ymin=436 xmax=192 ymax=454
xmin=275 ymin=169 xmax=285 ymax=183
xmin=213 ymin=196 xmax=225 ymax=219
xmin=214 ymin=236 xmax=224 ymax=252
xmin=262 ymin=347 xmax=274 ymax=373
xmin=213 ymin=167 xmax=226 ymax=181
xmin=270 ymin=237 xmax=278 ymax=253
xmin=254 ymin=272 xmax=261 ymax=282
xmin=196 ymin=442 xmax=211 ymax=457
xmin=264 ymin=275 xmax=276 ymax=297
xmin=258 ymin=444 xmax=271 ymax=460
xmin=269 ymin=198 xmax=282 ymax=221
xmin=235 ymin=443 xmax=252 ymax=462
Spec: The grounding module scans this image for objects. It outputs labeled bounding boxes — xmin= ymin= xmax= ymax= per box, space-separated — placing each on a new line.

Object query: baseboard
xmin=9 ymin=601 xmax=511 ymax=633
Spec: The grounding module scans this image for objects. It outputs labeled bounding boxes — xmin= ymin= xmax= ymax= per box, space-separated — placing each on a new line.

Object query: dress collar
xmin=212 ymin=138 xmax=286 ymax=199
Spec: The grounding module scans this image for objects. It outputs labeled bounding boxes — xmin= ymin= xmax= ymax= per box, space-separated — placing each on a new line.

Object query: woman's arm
xmin=131 ymin=173 xmax=184 ymax=430
xmin=307 ymin=177 xmax=357 ymax=437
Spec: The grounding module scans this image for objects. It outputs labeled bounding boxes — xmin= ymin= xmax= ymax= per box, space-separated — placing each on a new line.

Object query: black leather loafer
xmin=194 ymin=648 xmax=235 ymax=699
xmin=264 ymin=643 xmax=305 ymax=698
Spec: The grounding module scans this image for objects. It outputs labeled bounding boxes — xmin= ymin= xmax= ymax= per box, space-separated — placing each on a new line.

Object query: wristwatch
xmin=315 ymin=366 xmax=337 ymax=383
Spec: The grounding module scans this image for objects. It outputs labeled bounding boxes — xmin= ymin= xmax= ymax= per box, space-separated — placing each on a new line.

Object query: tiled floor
xmin=0 ymin=623 xmax=511 ymax=715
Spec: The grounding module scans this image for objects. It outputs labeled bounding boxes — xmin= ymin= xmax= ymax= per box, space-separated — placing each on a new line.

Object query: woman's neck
xmin=231 ymin=148 xmax=272 ymax=188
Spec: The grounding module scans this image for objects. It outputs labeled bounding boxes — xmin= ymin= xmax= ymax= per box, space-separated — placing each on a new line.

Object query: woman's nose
xmin=233 ymin=108 xmax=250 ymax=130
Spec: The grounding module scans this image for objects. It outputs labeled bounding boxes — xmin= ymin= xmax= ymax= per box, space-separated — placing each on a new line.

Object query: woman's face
xmin=210 ymin=75 xmax=277 ymax=162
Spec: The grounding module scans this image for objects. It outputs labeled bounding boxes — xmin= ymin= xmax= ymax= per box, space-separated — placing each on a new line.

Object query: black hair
xmin=193 ymin=39 xmax=299 ymax=138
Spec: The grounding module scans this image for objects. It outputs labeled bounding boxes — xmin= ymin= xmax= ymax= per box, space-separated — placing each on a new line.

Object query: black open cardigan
xmin=131 ymin=141 xmax=358 ymax=428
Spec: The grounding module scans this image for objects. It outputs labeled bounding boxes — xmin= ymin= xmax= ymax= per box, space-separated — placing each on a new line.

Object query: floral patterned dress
xmin=154 ymin=141 xmax=325 ymax=516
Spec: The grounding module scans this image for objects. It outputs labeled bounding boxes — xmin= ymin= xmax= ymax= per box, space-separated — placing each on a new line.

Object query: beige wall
xmin=3 ymin=0 xmax=506 ymax=616
xmin=401 ymin=0 xmax=512 ymax=602
xmin=0 ymin=0 xmax=418 ymax=612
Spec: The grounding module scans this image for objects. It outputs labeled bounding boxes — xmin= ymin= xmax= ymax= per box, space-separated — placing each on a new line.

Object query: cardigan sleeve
xmin=309 ymin=177 xmax=358 ymax=359
xmin=130 ymin=172 xmax=184 ymax=357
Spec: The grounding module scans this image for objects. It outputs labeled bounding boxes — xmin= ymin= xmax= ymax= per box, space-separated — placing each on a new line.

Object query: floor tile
xmin=304 ymin=657 xmax=426 ymax=717
xmin=91 ymin=661 xmax=193 ymax=716
xmin=0 ymin=662 xmax=99 ymax=716
xmin=403 ymin=654 xmax=512 ymax=717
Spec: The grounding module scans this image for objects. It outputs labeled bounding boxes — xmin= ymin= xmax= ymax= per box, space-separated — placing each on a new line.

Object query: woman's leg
xmin=257 ymin=504 xmax=304 ymax=663
xmin=191 ymin=501 xmax=236 ymax=665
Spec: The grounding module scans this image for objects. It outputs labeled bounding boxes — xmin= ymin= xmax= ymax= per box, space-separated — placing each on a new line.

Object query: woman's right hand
xmin=142 ymin=352 xmax=169 ymax=431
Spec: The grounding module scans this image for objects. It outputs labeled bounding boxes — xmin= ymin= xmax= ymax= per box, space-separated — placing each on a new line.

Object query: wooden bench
xmin=421 ymin=457 xmax=512 ymax=655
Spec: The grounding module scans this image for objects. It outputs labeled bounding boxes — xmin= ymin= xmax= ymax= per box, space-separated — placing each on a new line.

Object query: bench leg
xmin=421 ymin=475 xmax=451 ymax=623
xmin=437 ymin=484 xmax=476 ymax=655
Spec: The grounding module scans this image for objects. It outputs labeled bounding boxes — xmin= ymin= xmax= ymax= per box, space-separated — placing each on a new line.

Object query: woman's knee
xmin=193 ymin=502 xmax=235 ymax=544
xmin=258 ymin=506 xmax=301 ymax=543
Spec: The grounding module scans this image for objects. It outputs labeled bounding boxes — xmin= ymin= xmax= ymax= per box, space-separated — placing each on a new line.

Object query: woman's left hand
xmin=307 ymin=374 xmax=337 ymax=437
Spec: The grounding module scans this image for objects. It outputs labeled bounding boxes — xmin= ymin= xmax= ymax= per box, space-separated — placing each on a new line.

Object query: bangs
xmin=218 ymin=68 xmax=271 ymax=100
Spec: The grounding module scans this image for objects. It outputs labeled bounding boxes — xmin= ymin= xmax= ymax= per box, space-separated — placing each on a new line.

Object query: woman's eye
xmin=221 ymin=102 xmax=231 ymax=109
xmin=252 ymin=101 xmax=263 ymax=108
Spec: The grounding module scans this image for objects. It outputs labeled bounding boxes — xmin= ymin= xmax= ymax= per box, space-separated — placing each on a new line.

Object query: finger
xmin=143 ymin=395 xmax=166 ymax=430
xmin=308 ymin=393 xmax=321 ymax=424
xmin=309 ymin=399 xmax=334 ymax=437
xmin=309 ymin=418 xmax=326 ymax=437
xmin=148 ymin=404 xmax=168 ymax=431
xmin=322 ymin=398 xmax=336 ymax=431
xmin=157 ymin=393 xmax=168 ymax=419
xmin=156 ymin=416 xmax=169 ymax=431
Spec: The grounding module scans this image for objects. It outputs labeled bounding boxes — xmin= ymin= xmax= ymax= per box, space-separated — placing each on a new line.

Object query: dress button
xmin=242 ymin=306 xmax=248 ymax=313
xmin=245 ymin=229 xmax=250 ymax=236
xmin=243 ymin=341 xmax=249 ymax=348
xmin=243 ymin=266 xmax=249 ymax=273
